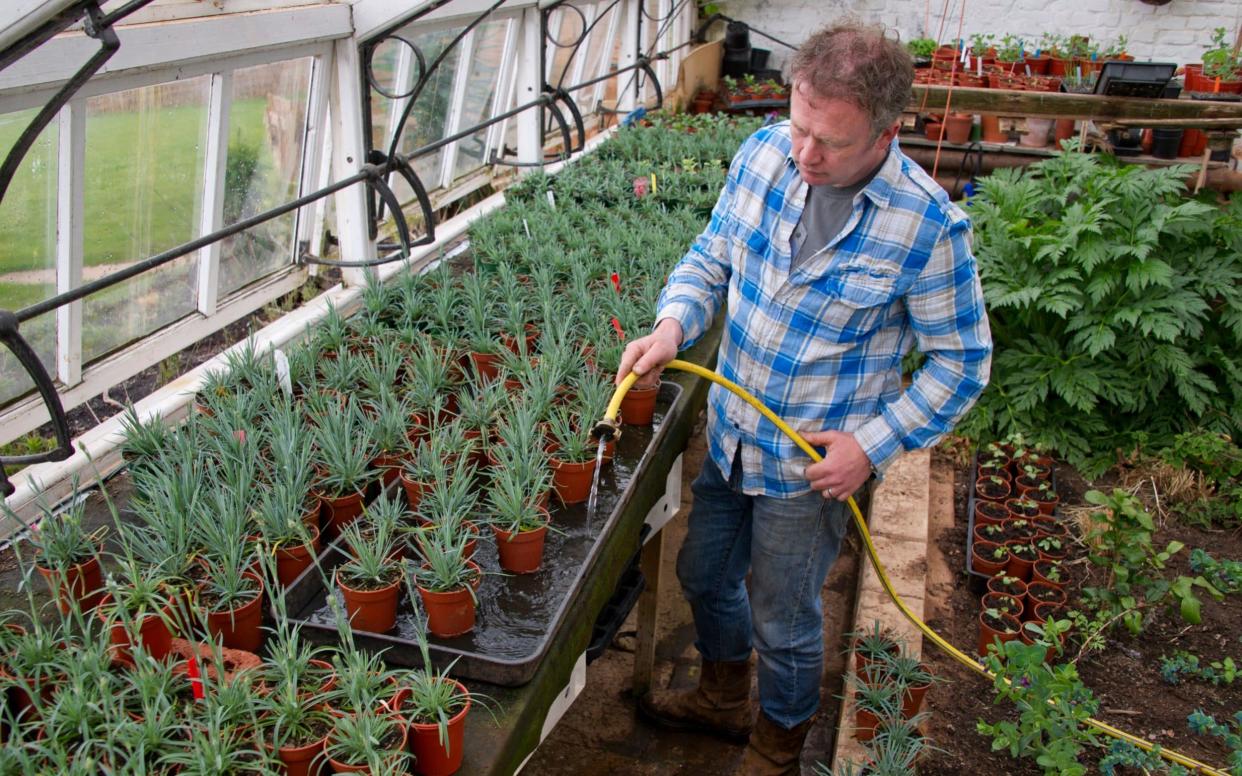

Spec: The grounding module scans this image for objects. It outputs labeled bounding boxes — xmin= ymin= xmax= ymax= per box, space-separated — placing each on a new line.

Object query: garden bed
xmin=918 ymin=445 xmax=1242 ymax=774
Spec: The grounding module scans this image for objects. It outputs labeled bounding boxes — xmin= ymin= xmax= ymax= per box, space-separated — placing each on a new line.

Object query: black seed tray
xmin=281 ymin=381 xmax=683 ymax=686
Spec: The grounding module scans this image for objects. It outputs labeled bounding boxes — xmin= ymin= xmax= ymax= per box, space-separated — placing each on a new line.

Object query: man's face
xmin=788 ymin=80 xmax=897 ymax=188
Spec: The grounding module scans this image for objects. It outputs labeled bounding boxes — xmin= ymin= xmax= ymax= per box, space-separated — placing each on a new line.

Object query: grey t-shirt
xmin=790 ymin=154 xmax=888 ymax=273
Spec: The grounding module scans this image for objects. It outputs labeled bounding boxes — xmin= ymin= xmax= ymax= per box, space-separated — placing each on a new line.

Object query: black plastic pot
xmin=1151 ymin=128 xmax=1183 ymax=159
xmin=1108 ymin=127 xmax=1143 ymax=157
xmin=750 ymin=48 xmax=770 ymax=70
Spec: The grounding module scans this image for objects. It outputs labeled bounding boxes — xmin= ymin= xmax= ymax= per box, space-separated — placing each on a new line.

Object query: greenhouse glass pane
xmin=369 ymin=36 xmax=404 ymax=153
xmin=453 ymin=20 xmax=509 ymax=179
xmin=547 ymin=8 xmax=584 ymax=91
xmin=0 ymin=110 xmax=57 ymax=406
xmin=573 ymin=5 xmax=612 ymax=112
xmin=220 ymin=57 xmax=313 ymax=296
xmin=391 ymin=24 xmax=463 ymax=202
xmin=82 ymin=76 xmax=209 ymax=363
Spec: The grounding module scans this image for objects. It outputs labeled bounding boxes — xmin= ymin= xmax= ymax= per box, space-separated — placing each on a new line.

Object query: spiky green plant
xmin=546 ymin=405 xmax=594 ymax=464
xmin=310 ymin=398 xmax=376 ymax=497
xmin=324 ymin=708 xmax=410 ymax=772
xmin=335 ymin=517 xmax=402 ymax=592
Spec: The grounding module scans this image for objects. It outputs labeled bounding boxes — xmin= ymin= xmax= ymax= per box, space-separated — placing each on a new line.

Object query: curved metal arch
xmin=363 ymin=34 xmax=428 ymax=101
xmin=550 ymin=0 xmax=625 ymax=96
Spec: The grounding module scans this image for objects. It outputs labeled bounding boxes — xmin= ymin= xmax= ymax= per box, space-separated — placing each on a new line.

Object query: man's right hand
xmin=615 ymin=318 xmax=683 ymax=388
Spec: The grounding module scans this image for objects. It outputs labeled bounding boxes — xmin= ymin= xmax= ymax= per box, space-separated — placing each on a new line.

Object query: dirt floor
xmin=917 ymin=447 xmax=1242 ymax=775
xmin=526 ymin=415 xmax=865 ymax=774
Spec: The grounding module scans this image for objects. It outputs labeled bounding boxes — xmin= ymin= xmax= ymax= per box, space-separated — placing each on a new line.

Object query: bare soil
xmin=918 ymin=447 xmax=1242 ymax=774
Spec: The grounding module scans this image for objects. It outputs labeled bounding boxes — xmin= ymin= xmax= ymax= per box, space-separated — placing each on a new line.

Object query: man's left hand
xmin=801 ymin=430 xmax=872 ymax=502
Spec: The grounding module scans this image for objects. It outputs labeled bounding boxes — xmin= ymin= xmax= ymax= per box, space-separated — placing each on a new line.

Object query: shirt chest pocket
xmin=807 ymin=266 xmax=900 ymax=341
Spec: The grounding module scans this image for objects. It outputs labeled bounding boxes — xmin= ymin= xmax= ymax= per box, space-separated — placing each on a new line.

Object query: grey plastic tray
xmin=282 ymin=381 xmax=684 ymax=686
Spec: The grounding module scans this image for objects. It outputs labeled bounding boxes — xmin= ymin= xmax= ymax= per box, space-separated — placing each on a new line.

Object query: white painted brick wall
xmin=719 ymin=0 xmax=1241 ymax=73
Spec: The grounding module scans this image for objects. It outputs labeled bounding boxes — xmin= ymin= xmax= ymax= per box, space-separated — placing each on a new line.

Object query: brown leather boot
xmin=738 ymin=712 xmax=816 ymax=776
xmin=637 ymin=659 xmax=754 ymax=742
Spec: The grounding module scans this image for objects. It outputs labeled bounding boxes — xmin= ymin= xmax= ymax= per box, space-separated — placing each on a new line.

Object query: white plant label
xmin=546 ymin=190 xmax=556 ymax=209
xmin=274 ymin=349 xmax=292 ymax=396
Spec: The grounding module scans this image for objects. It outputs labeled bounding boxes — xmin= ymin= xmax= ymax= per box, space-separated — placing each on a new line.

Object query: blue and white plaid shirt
xmin=657 ymin=122 xmax=992 ymax=497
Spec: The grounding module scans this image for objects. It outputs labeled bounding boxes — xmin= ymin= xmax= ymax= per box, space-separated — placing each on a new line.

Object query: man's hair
xmin=789 ymin=22 xmax=914 ymax=137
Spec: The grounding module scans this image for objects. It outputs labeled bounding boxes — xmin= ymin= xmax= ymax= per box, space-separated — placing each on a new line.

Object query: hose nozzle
xmin=590 ymin=417 xmax=622 ymax=443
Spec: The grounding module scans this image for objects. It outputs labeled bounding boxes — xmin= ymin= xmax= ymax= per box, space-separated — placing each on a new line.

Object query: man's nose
xmin=796 ymin=139 xmax=818 ymax=169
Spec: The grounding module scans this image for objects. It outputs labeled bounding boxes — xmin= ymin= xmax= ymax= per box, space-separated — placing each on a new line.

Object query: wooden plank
xmin=910 ymin=85 xmax=1242 ymax=121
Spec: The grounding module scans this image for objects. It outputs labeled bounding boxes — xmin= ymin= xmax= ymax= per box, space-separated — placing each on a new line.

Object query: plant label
xmin=274 ymin=349 xmax=292 ymax=396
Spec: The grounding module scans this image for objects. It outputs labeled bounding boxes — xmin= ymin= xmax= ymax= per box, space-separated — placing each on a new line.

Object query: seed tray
xmin=963 ymin=449 xmax=1065 ymax=592
xmin=282 ymin=381 xmax=684 ymax=686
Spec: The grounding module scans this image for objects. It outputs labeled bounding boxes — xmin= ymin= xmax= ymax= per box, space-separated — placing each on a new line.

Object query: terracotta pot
xmin=619 ymin=384 xmax=659 ymax=426
xmin=1035 ymin=537 xmax=1068 ymax=563
xmin=1048 ymin=57 xmax=1071 ymax=77
xmin=974 ymin=499 xmax=1009 ymax=526
xmin=417 ymin=562 xmax=482 ymax=638
xmin=851 ymin=637 xmax=899 ymax=675
xmin=98 ymin=595 xmax=175 ymax=662
xmin=302 ymin=495 xmax=323 ymax=531
xmin=1179 ymin=128 xmax=1208 ymax=157
xmin=1025 ymin=580 xmax=1067 ymax=618
xmin=943 ymin=113 xmax=973 ymax=144
xmin=400 ymin=472 xmax=430 ymax=512
xmin=493 ymin=523 xmax=549 ymax=575
xmin=1054 ymin=118 xmax=1076 ymax=146
xmin=1005 ymin=498 xmax=1040 ymax=519
xmin=373 ymin=452 xmax=405 ymax=488
xmin=923 ymin=121 xmax=944 ymax=141
xmin=980 ymin=115 xmax=1007 ymax=143
xmin=323 ymin=490 xmax=367 ymax=538
xmin=976 ymin=476 xmax=1011 ymax=504
xmin=201 ymin=571 xmax=265 ymax=652
xmin=337 ymin=572 xmax=401 ymax=634
xmin=986 ymin=573 xmax=1027 ymax=600
xmin=467 ymin=351 xmax=502 ymax=381
xmin=1031 ymin=559 xmax=1064 ymax=590
xmin=971 ymin=540 xmax=1008 ymax=576
xmin=1026 ymin=54 xmax=1052 ymax=75
xmin=275 ymin=525 xmax=323 ymax=588
xmin=1032 ymin=601 xmax=1065 ymax=625
xmin=973 ymin=522 xmax=1006 ymax=547
xmin=1005 ymin=544 xmax=1037 ymax=581
xmin=327 ymin=717 xmax=408 ymax=774
xmin=901 ymin=678 xmax=931 ymax=719
xmin=407 ymin=681 xmax=471 ymax=776
xmin=36 ymin=552 xmax=104 ymax=614
xmin=277 ymin=731 xmax=329 ymax=776
xmin=854 ymin=705 xmax=883 ymax=741
xmin=977 ymin=609 xmax=1021 ymax=657
xmin=982 ymin=591 xmax=1024 ymax=620
xmin=1033 ymin=491 xmax=1060 ymax=516
xmin=550 ymin=456 xmax=597 ymax=505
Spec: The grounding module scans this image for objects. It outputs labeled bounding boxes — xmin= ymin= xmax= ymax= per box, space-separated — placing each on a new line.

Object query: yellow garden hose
xmin=607 ymin=359 xmax=1228 ymax=776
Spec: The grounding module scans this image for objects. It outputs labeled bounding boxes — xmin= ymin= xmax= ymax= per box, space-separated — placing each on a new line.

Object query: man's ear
xmin=875 ymin=120 xmax=901 ymax=150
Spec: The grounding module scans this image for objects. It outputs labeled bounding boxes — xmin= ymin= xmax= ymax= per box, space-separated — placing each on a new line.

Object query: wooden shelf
xmin=909 ymin=85 xmax=1242 ymax=126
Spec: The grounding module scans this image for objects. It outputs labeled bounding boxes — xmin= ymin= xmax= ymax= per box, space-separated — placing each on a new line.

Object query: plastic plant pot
xmin=36 ymin=553 xmax=104 ymax=615
xmin=977 ymin=609 xmax=1021 ymax=657
xmin=337 ymin=572 xmax=401 ymax=634
xmin=986 ymin=573 xmax=1027 ymax=600
xmin=619 ymin=383 xmax=660 ymax=426
xmin=201 ymin=571 xmax=265 ymax=653
xmin=323 ymin=491 xmax=366 ymax=538
xmin=493 ymin=524 xmax=549 ymax=575
xmin=974 ymin=499 xmax=1010 ymax=526
xmin=407 ymin=681 xmax=472 ymax=776
xmin=98 ymin=596 xmax=175 ymax=662
xmin=1005 ymin=543 xmax=1038 ymax=581
xmin=971 ymin=540 xmax=1009 ymax=576
xmin=943 ymin=113 xmax=973 ymax=144
xmin=275 ymin=524 xmax=322 ymax=588
xmin=416 ymin=562 xmax=482 ymax=639
xmin=549 ymin=456 xmax=597 ymax=505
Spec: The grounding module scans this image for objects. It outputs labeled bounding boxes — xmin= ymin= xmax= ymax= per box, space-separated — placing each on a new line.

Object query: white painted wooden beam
xmin=328 ymin=37 xmax=378 ymax=284
xmin=438 ymin=29 xmax=476 ymax=189
xmin=514 ymin=6 xmax=543 ymax=166
xmin=0 ymin=5 xmax=353 ymax=97
xmin=196 ymin=71 xmax=231 ymax=317
xmin=55 ymin=99 xmax=84 ymax=388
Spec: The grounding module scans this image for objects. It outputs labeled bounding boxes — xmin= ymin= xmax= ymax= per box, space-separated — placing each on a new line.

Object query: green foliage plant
xmin=960 ymin=151 xmax=1242 ymax=476
xmin=487 ymin=461 xmax=551 ymax=536
xmin=907 ymin=37 xmax=937 ymax=59
xmin=1159 ymin=649 xmax=1237 ymax=686
xmin=336 ymin=517 xmax=402 ymax=592
xmin=546 ymin=405 xmax=593 ymax=464
xmin=1079 ymin=489 xmax=1221 ymax=632
xmin=324 ymin=708 xmax=409 ymax=772
xmin=1187 ymin=709 xmax=1242 ymax=772
xmin=1202 ymin=27 xmax=1242 ymax=80
xmin=310 ymin=398 xmax=376 ymax=498
xmin=1189 ymin=548 xmax=1242 ymax=593
xmin=976 ymin=640 xmax=1099 ymax=775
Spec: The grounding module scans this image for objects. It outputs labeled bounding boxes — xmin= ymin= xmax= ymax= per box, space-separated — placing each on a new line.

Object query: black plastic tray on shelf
xmin=282 ymin=381 xmax=683 ymax=686
xmin=963 ymin=451 xmax=1065 ymax=593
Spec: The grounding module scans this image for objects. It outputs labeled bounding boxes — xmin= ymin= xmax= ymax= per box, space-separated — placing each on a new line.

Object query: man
xmin=615 ymin=22 xmax=992 ymax=774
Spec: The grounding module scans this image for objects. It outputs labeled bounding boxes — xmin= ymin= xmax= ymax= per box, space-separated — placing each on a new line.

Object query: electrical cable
xmin=605 ymin=361 xmax=1231 ymax=776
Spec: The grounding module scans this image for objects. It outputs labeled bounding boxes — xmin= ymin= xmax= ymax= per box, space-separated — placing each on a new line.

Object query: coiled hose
xmin=606 ymin=359 xmax=1228 ymax=776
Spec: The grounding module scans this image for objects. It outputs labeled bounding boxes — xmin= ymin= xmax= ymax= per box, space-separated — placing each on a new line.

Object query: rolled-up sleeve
xmin=853 ymin=217 xmax=993 ymax=473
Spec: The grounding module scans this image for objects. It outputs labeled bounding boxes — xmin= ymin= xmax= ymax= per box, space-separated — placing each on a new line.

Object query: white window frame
xmin=0 ymin=38 xmax=335 ymax=443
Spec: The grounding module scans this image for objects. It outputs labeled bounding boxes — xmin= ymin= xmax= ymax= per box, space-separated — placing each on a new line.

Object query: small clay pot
xmin=982 ymin=591 xmax=1024 ymax=620
xmin=493 ymin=523 xmax=549 ymax=575
xmin=971 ymin=540 xmax=1009 ymax=576
xmin=337 ymin=570 xmax=402 ymax=634
xmin=274 ymin=525 xmax=322 ymax=588
xmin=978 ymin=609 xmax=1021 ymax=657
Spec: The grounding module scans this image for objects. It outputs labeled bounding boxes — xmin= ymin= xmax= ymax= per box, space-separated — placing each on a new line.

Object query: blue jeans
xmin=677 ymin=446 xmax=849 ymax=729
